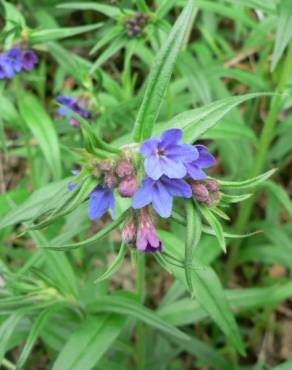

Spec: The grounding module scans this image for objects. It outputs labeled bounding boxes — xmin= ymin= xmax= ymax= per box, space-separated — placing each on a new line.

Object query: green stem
xmin=2 ymin=359 xmax=16 ymax=370
xmin=136 ymin=252 xmax=146 ymax=370
xmin=226 ymin=40 xmax=292 ymax=279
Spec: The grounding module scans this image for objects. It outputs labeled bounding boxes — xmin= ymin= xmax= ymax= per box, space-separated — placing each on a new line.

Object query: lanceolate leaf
xmin=57 ymin=2 xmax=123 ymax=18
xmin=271 ymin=0 xmax=292 ymax=71
xmin=132 ymin=0 xmax=194 ymax=142
xmin=19 ymin=94 xmax=62 ymax=180
xmin=52 ymin=315 xmax=126 ymax=370
xmin=29 ymin=23 xmax=103 ymax=43
xmin=217 ymin=169 xmax=276 ymax=189
xmin=87 ymin=294 xmax=189 ymax=341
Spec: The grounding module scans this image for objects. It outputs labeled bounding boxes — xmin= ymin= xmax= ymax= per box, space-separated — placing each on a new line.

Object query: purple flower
xmin=132 ymin=175 xmax=192 ymax=218
xmin=57 ymin=96 xmax=90 ymax=127
xmin=136 ymin=208 xmax=163 ymax=253
xmin=88 ymin=185 xmax=115 ymax=220
xmin=68 ymin=169 xmax=81 ymax=191
xmin=21 ymin=50 xmax=38 ymax=71
xmin=140 ymin=128 xmax=198 ymax=180
xmin=185 ymin=145 xmax=216 ymax=180
xmin=5 ymin=48 xmax=22 ymax=73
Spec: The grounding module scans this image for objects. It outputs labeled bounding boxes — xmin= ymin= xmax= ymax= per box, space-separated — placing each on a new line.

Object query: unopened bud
xmin=100 ymin=160 xmax=112 ymax=172
xmin=116 ymin=159 xmax=134 ymax=178
xmin=104 ymin=173 xmax=117 ymax=188
xmin=205 ymin=179 xmax=219 ymax=193
xmin=122 ymin=219 xmax=137 ymax=245
xmin=118 ymin=176 xmax=137 ymax=197
xmin=191 ymin=182 xmax=210 ymax=203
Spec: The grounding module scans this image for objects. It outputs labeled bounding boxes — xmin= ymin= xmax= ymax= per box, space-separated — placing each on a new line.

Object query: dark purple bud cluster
xmin=125 ymin=12 xmax=149 ymax=38
xmin=0 ymin=48 xmax=38 ymax=80
xmin=191 ymin=179 xmax=221 ymax=206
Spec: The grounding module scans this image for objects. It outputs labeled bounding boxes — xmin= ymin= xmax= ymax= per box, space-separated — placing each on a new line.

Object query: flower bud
xmin=122 ymin=219 xmax=137 ymax=245
xmin=205 ymin=179 xmax=219 ymax=193
xmin=118 ymin=176 xmax=137 ymax=198
xmin=104 ymin=172 xmax=118 ymax=188
xmin=115 ymin=159 xmax=134 ymax=178
xmin=191 ymin=182 xmax=210 ymax=203
xmin=100 ymin=160 xmax=112 ymax=172
xmin=136 ymin=208 xmax=163 ymax=253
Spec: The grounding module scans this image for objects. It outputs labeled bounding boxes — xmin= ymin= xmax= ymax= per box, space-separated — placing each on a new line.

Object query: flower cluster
xmin=72 ymin=128 xmax=216 ymax=253
xmin=132 ymin=129 xmax=216 ymax=218
xmin=87 ymin=158 xmax=137 ymax=220
xmin=56 ymin=96 xmax=91 ymax=127
xmin=125 ymin=12 xmax=149 ymax=38
xmin=0 ymin=48 xmax=38 ymax=80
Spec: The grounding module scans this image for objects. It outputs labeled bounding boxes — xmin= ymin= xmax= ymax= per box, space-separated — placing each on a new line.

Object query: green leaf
xmin=57 ymin=2 xmax=122 ymax=18
xmin=198 ymin=205 xmax=226 ymax=253
xmin=87 ymin=294 xmax=189 ymax=341
xmin=260 ymin=180 xmax=292 ymax=217
xmin=29 ymin=23 xmax=102 ymax=43
xmin=0 ymin=179 xmax=70 ymax=230
xmin=159 ymin=281 xmax=292 ymax=326
xmin=16 ymin=304 xmax=67 ymax=370
xmin=52 ymin=315 xmax=126 ymax=370
xmin=95 ymin=244 xmax=127 ymax=283
xmin=185 ymin=201 xmax=201 ymax=293
xmin=0 ymin=312 xmax=23 ymax=363
xmin=19 ymin=94 xmax=62 ymax=180
xmin=159 ymin=231 xmax=245 ymax=354
xmin=46 ymin=211 xmax=128 ymax=250
xmin=132 ymin=0 xmax=194 ymax=142
xmin=272 ymin=360 xmax=292 ymax=370
xmin=271 ymin=0 xmax=292 ymax=71
xmin=217 ymin=169 xmax=276 ymax=190
xmin=162 ymin=93 xmax=272 ymax=143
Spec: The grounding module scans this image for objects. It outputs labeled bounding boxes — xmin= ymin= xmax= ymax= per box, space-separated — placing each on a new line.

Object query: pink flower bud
xmin=115 ymin=159 xmax=134 ymax=178
xmin=122 ymin=219 xmax=137 ymax=245
xmin=100 ymin=160 xmax=112 ymax=172
xmin=118 ymin=176 xmax=137 ymax=197
xmin=136 ymin=208 xmax=163 ymax=253
xmin=191 ymin=182 xmax=210 ymax=203
xmin=205 ymin=179 xmax=219 ymax=193
xmin=104 ymin=173 xmax=118 ymax=188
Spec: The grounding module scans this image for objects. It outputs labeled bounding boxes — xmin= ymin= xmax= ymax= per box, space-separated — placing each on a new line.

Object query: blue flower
xmin=57 ymin=96 xmax=90 ymax=127
xmin=0 ymin=54 xmax=15 ymax=79
xmin=5 ymin=48 xmax=22 ymax=73
xmin=140 ymin=128 xmax=198 ymax=180
xmin=185 ymin=145 xmax=216 ymax=180
xmin=132 ymin=175 xmax=192 ymax=218
xmin=88 ymin=185 xmax=115 ymax=220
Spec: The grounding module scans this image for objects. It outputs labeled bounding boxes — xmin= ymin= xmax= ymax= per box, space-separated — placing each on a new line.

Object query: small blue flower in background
xmin=132 ymin=175 xmax=192 ymax=218
xmin=56 ymin=96 xmax=91 ymax=127
xmin=186 ymin=145 xmax=216 ymax=180
xmin=140 ymin=128 xmax=198 ymax=180
xmin=88 ymin=186 xmax=115 ymax=220
xmin=0 ymin=48 xmax=38 ymax=80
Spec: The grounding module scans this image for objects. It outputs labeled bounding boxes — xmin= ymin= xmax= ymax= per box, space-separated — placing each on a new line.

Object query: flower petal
xmin=88 ymin=186 xmax=112 ymax=220
xmin=159 ymin=157 xmax=187 ymax=179
xmin=152 ymin=182 xmax=173 ymax=218
xmin=144 ymin=156 xmax=165 ymax=180
xmin=186 ymin=163 xmax=207 ymax=180
xmin=161 ymin=177 xmax=192 ymax=198
xmin=195 ymin=145 xmax=216 ymax=168
xmin=166 ymin=143 xmax=198 ymax=163
xmin=160 ymin=128 xmax=183 ymax=148
xmin=132 ymin=178 xmax=154 ymax=209
xmin=140 ymin=138 xmax=160 ymax=157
